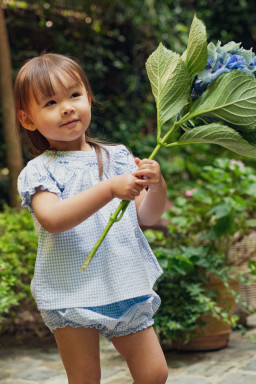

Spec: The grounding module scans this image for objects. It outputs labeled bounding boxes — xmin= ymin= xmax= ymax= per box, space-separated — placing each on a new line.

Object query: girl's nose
xmin=62 ymin=104 xmax=75 ymax=115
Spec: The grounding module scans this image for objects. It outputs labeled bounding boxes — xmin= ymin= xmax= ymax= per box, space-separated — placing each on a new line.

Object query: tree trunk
xmin=0 ymin=3 xmax=23 ymax=208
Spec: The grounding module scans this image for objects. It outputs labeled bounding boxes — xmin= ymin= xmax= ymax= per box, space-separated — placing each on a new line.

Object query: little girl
xmin=15 ymin=53 xmax=168 ymax=384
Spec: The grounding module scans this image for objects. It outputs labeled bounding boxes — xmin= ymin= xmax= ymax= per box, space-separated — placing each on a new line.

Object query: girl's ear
xmin=87 ymin=94 xmax=91 ymax=106
xmin=17 ymin=110 xmax=37 ymax=131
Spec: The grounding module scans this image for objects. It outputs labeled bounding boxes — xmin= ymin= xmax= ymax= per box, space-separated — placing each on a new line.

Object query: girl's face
xmin=18 ymin=73 xmax=92 ymax=151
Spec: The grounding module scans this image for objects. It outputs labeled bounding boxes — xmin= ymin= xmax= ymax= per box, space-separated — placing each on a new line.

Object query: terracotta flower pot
xmin=173 ymin=274 xmax=239 ymax=351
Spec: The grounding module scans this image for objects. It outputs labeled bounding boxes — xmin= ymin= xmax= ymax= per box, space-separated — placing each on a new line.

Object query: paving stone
xmin=207 ymin=347 xmax=255 ymax=362
xmin=242 ymin=359 xmax=256 ymax=371
xmin=30 ymin=352 xmax=60 ymax=362
xmin=166 ymin=376 xmax=210 ymax=384
xmin=1 ymin=328 xmax=256 ymax=384
xmin=229 ymin=340 xmax=256 ymax=351
xmin=184 ymin=361 xmax=234 ymax=377
xmin=13 ymin=367 xmax=60 ymax=381
xmin=0 ymin=370 xmax=11 ymax=380
xmin=101 ymin=367 xmax=122 ymax=379
xmin=201 ymin=363 xmax=234 ymax=377
xmin=0 ymin=380 xmax=34 ymax=384
xmin=0 ymin=358 xmax=40 ymax=372
xmin=102 ymin=369 xmax=132 ymax=384
xmin=220 ymin=372 xmax=256 ymax=384
xmin=44 ymin=375 xmax=68 ymax=384
xmin=165 ymin=352 xmax=205 ymax=368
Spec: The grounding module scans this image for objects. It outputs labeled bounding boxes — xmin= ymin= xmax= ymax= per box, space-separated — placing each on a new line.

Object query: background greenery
xmin=1 ymin=0 xmax=256 ymax=204
xmin=0 ymin=206 xmax=37 ymax=326
xmin=146 ymin=158 xmax=256 ymax=342
xmin=1 ymin=0 xmax=256 ymax=332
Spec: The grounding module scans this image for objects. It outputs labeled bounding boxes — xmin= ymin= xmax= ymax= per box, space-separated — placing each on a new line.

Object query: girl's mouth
xmin=61 ymin=119 xmax=79 ymax=127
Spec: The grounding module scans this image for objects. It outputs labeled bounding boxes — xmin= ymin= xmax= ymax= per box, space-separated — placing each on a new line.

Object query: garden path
xmin=1 ymin=315 xmax=256 ymax=384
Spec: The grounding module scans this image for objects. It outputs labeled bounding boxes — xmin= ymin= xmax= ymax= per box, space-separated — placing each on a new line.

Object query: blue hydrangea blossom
xmin=192 ymin=41 xmax=256 ymax=99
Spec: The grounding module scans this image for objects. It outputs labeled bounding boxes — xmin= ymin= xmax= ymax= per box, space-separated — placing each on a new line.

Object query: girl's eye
xmin=45 ymin=100 xmax=56 ymax=107
xmin=71 ymin=92 xmax=80 ymax=98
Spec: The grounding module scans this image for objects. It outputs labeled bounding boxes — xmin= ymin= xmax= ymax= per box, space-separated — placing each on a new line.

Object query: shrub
xmin=147 ymin=158 xmax=256 ymax=343
xmin=0 ymin=206 xmax=37 ymax=325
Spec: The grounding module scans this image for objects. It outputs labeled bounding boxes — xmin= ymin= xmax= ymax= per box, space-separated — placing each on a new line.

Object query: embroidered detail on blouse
xmin=85 ymin=162 xmax=98 ymax=167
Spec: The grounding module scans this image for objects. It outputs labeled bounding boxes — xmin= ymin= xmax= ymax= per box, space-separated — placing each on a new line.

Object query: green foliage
xmin=146 ymin=157 xmax=256 ymax=342
xmin=0 ymin=1 xmax=255 ymax=207
xmin=188 ymin=71 xmax=256 ymax=131
xmin=179 ymin=123 xmax=256 ymax=162
xmin=183 ymin=14 xmax=208 ymax=80
xmin=0 ymin=206 xmax=37 ymax=324
xmin=150 ymin=241 xmax=236 ymax=343
xmin=83 ymin=14 xmax=256 ymax=267
xmin=166 ymin=158 xmax=256 ymax=253
xmin=145 ymin=15 xmax=256 ymax=160
xmin=4 ymin=1 xmax=256 ymax=151
xmin=145 ymin=43 xmax=190 ymax=130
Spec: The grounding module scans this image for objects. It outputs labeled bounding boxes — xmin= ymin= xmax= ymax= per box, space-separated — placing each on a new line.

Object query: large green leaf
xmin=187 ymin=71 xmax=256 ymax=131
xmin=178 ymin=123 xmax=256 ymax=158
xmin=239 ymin=129 xmax=256 ymax=147
xmin=184 ymin=15 xmax=208 ymax=80
xmin=146 ymin=43 xmax=190 ymax=128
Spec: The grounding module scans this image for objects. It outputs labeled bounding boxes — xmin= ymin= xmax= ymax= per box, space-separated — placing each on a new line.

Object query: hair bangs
xmin=29 ymin=62 xmax=83 ymax=105
xmin=15 ymin=53 xmax=95 ymax=112
xmin=29 ymin=67 xmax=55 ymax=104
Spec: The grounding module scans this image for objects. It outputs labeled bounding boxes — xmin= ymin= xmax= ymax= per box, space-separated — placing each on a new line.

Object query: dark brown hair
xmin=14 ymin=53 xmax=108 ymax=178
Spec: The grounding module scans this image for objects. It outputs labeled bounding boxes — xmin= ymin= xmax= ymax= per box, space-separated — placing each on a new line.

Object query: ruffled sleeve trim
xmin=18 ymin=158 xmax=62 ymax=212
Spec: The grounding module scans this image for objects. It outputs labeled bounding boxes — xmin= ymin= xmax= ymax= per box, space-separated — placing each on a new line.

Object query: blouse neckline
xmin=44 ymin=147 xmax=96 ymax=158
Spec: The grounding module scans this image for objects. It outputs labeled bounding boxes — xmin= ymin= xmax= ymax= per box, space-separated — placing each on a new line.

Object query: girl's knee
xmin=137 ymin=363 xmax=168 ymax=384
xmin=158 ymin=365 xmax=169 ymax=384
xmin=150 ymin=364 xmax=168 ymax=384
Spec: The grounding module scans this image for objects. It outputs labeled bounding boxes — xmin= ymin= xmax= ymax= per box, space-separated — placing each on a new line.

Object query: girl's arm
xmin=133 ymin=158 xmax=167 ymax=226
xmin=31 ymin=174 xmax=143 ymax=233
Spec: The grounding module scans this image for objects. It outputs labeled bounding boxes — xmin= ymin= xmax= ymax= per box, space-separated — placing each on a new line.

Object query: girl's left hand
xmin=132 ymin=158 xmax=163 ymax=191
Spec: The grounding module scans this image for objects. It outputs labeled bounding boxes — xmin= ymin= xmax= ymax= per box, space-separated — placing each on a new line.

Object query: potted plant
xmin=145 ymin=157 xmax=256 ymax=351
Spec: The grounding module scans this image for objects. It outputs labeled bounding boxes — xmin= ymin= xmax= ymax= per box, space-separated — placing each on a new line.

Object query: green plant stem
xmin=81 ymin=200 xmax=130 ymax=272
xmin=81 ymin=119 xmax=185 ymax=272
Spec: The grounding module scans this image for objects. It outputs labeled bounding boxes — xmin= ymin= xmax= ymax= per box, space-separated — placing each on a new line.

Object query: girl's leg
xmin=111 ymin=326 xmax=168 ymax=384
xmin=54 ymin=325 xmax=101 ymax=384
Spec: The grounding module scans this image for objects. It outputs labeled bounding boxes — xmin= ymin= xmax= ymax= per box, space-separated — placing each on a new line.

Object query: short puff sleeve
xmin=112 ymin=145 xmax=138 ymax=175
xmin=18 ymin=159 xmax=62 ymax=212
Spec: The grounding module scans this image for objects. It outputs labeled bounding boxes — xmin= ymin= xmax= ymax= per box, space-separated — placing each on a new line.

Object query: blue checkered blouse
xmin=18 ymin=145 xmax=163 ymax=310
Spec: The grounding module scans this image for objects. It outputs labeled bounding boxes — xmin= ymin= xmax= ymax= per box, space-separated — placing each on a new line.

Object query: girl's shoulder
xmin=19 ymin=153 xmax=50 ymax=176
xmin=103 ymin=144 xmax=132 ymax=159
xmin=103 ymin=144 xmax=137 ymax=174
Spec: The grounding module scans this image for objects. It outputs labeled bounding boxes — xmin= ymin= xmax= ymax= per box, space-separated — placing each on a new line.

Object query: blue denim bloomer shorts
xmin=40 ymin=294 xmax=161 ymax=341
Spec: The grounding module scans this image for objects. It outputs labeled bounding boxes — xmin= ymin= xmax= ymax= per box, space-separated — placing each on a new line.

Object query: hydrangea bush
xmin=81 ymin=15 xmax=256 ymax=271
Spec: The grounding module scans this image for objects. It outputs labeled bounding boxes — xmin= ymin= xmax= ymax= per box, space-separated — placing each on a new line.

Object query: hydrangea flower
xmin=192 ymin=41 xmax=256 ymax=99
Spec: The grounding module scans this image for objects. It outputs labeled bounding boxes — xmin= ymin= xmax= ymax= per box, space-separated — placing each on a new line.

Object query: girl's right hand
xmin=109 ymin=174 xmax=144 ymax=200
